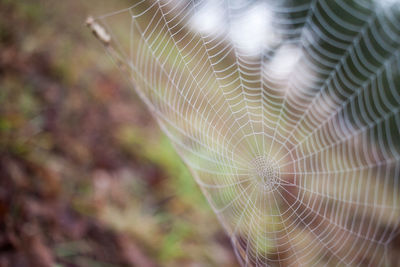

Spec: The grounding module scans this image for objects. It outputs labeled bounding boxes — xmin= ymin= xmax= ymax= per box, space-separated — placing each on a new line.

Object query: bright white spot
xmin=190 ymin=1 xmax=280 ymax=55
xmin=229 ymin=2 xmax=279 ymax=55
xmin=378 ymin=0 xmax=400 ymax=8
xmin=267 ymin=45 xmax=302 ymax=78
xmin=190 ymin=1 xmax=226 ymax=35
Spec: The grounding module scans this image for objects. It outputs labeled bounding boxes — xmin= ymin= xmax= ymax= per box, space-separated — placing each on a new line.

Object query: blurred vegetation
xmin=0 ymin=1 xmax=238 ymax=266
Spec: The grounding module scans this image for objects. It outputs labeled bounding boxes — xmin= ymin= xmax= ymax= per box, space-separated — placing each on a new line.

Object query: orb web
xmin=92 ymin=0 xmax=400 ymax=266
xmin=251 ymin=156 xmax=280 ymax=191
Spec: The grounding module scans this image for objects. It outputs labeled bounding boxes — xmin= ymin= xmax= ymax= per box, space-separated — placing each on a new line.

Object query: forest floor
xmin=0 ymin=1 xmax=238 ymax=266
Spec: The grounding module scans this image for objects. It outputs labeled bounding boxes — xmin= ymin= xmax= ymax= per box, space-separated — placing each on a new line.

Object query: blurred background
xmin=0 ymin=0 xmax=239 ymax=266
xmin=2 ymin=0 xmax=400 ymax=266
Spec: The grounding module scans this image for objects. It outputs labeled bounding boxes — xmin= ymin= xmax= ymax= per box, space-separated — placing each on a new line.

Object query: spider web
xmin=93 ymin=0 xmax=400 ymax=266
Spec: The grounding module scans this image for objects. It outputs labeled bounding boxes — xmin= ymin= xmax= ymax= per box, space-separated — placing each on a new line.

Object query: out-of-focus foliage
xmin=0 ymin=1 xmax=238 ymax=266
